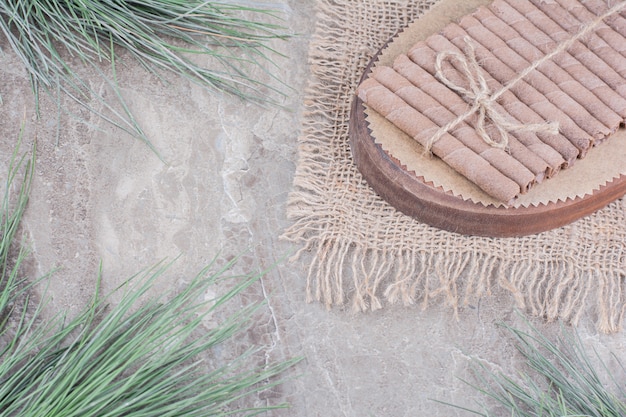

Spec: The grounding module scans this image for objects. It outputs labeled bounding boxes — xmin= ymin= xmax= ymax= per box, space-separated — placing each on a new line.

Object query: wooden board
xmin=350 ymin=54 xmax=626 ymax=237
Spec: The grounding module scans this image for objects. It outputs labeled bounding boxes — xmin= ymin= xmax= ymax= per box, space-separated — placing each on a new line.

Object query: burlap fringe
xmin=282 ymin=0 xmax=626 ymax=333
xmin=283 ymin=231 xmax=626 ymax=334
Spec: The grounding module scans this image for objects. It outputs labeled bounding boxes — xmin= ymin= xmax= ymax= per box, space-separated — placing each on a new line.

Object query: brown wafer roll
xmin=371 ymin=65 xmax=537 ymax=191
xmin=490 ymin=0 xmax=626 ymax=117
xmin=391 ymin=54 xmax=562 ymax=178
xmin=531 ymin=0 xmax=626 ymax=78
xmin=472 ymin=6 xmax=625 ymax=132
xmin=558 ymin=0 xmax=626 ymax=57
xmin=499 ymin=0 xmax=626 ymax=99
xmin=489 ymin=0 xmax=626 ymax=119
xmin=583 ymin=0 xmax=626 ymax=39
xmin=456 ymin=17 xmax=615 ymax=141
xmin=356 ymin=77 xmax=521 ymax=203
xmin=407 ymin=42 xmax=580 ymax=166
xmin=429 ymin=31 xmax=593 ymax=156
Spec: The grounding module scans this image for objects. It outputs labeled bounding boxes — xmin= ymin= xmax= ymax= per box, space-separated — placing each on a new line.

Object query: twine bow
xmin=426 ymin=0 xmax=626 ymax=153
xmin=427 ymin=36 xmax=559 ymax=152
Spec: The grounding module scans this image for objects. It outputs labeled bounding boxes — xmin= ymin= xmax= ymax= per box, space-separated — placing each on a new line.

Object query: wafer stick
xmin=488 ymin=1 xmax=626 ymax=119
xmin=557 ymin=0 xmax=626 ymax=57
xmin=504 ymin=0 xmax=626 ymax=99
xmin=437 ymin=27 xmax=594 ymax=153
xmin=371 ymin=65 xmax=537 ymax=190
xmin=426 ymin=33 xmax=593 ymax=156
xmin=357 ymin=77 xmax=521 ymax=202
xmin=472 ymin=6 xmax=626 ymax=130
xmin=407 ymin=42 xmax=580 ymax=166
xmin=490 ymin=0 xmax=626 ymax=117
xmin=529 ymin=0 xmax=626 ymax=79
xmin=392 ymin=54 xmax=563 ymax=178
xmin=583 ymin=0 xmax=626 ymax=40
xmin=446 ymin=21 xmax=608 ymax=142
xmin=456 ymin=17 xmax=615 ymax=142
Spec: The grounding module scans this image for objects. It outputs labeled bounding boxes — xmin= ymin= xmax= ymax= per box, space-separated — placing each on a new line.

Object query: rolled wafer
xmin=557 ymin=0 xmax=626 ymax=57
xmin=456 ymin=17 xmax=614 ymax=141
xmin=357 ymin=77 xmax=521 ymax=203
xmin=371 ymin=65 xmax=537 ymax=190
xmin=506 ymin=0 xmax=626 ymax=98
xmin=471 ymin=6 xmax=625 ymax=132
xmin=529 ymin=0 xmax=626 ymax=79
xmin=582 ymin=0 xmax=626 ymax=40
xmin=489 ymin=0 xmax=626 ymax=119
xmin=426 ymin=33 xmax=594 ymax=156
xmin=391 ymin=54 xmax=562 ymax=178
xmin=407 ymin=42 xmax=580 ymax=166
xmin=445 ymin=22 xmax=607 ymax=146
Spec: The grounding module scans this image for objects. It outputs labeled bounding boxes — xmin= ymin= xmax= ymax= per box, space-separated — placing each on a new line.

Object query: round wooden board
xmin=349 ymin=52 xmax=626 ymax=238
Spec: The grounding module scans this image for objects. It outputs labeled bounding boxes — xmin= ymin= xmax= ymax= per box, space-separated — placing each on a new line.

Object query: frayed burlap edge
xmin=281 ymin=0 xmax=626 ymax=333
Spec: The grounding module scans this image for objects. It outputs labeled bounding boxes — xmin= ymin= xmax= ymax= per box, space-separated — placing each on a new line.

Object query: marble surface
xmin=1 ymin=1 xmax=625 ymax=416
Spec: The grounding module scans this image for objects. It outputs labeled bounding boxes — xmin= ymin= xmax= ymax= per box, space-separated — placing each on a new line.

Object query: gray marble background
xmin=1 ymin=1 xmax=624 ymax=416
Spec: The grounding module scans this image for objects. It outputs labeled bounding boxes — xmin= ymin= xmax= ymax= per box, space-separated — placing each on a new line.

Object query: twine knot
xmin=426 ymin=36 xmax=560 ymax=153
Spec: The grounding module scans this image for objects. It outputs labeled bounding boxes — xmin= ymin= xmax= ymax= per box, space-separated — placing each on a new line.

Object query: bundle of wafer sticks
xmin=357 ymin=0 xmax=626 ymax=204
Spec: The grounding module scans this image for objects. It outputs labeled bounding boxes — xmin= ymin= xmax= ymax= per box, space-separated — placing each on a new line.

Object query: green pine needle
xmin=437 ymin=316 xmax=626 ymax=417
xmin=0 ymin=134 xmax=302 ymax=417
xmin=0 ymin=0 xmax=291 ymax=148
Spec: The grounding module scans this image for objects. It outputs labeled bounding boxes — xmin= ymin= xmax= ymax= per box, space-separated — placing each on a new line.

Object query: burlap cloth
xmin=282 ymin=0 xmax=626 ymax=333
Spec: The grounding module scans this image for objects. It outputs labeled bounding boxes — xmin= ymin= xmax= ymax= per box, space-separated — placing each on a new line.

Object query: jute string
xmin=426 ymin=0 xmax=626 ymax=152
